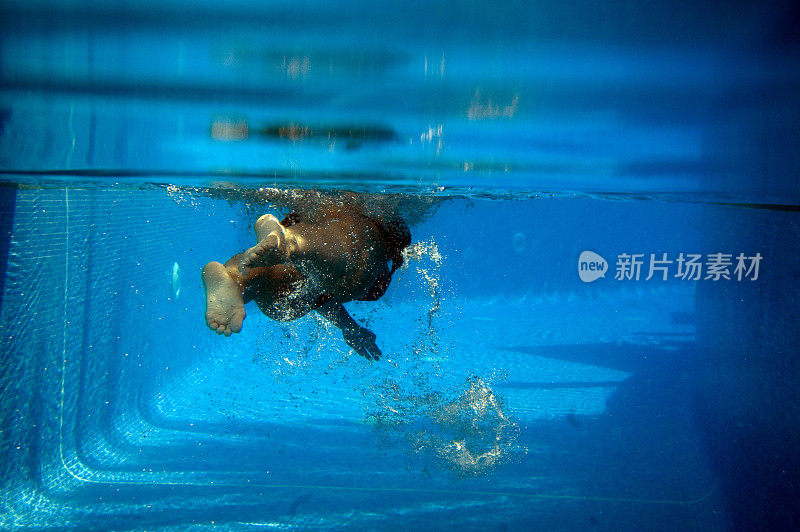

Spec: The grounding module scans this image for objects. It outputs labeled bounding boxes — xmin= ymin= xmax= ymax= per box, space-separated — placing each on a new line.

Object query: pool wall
xmin=0 ymin=187 xmax=724 ymax=529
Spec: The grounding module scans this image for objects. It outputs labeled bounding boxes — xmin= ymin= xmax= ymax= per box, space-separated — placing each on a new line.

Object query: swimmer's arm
xmin=316 ymin=301 xmax=382 ymax=361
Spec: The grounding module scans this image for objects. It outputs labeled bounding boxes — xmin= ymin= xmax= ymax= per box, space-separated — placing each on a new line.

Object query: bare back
xmin=283 ymin=206 xmax=391 ymax=302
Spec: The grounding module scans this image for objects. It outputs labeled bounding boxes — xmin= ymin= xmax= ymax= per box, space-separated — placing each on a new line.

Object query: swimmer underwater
xmin=201 ymin=191 xmax=411 ymax=361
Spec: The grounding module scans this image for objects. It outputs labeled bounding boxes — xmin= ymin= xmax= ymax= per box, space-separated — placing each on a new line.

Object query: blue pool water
xmin=1 ymin=1 xmax=800 ymax=530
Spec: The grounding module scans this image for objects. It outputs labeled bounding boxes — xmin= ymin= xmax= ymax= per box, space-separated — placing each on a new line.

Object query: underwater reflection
xmin=210 ymin=116 xmax=398 ymax=150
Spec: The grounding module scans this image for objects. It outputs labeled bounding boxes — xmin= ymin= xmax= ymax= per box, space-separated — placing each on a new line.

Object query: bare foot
xmin=240 ymin=214 xmax=298 ymax=272
xmin=202 ymin=261 xmax=245 ymax=336
xmin=253 ymin=213 xmax=282 ymax=242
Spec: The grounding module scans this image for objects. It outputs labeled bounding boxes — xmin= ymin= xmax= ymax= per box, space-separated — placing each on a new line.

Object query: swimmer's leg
xmin=202 ymin=261 xmax=246 ymax=336
xmin=240 ymin=214 xmax=301 ymax=272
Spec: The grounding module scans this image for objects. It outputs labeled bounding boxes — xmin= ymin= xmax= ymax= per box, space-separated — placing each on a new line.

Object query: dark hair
xmin=381 ymin=217 xmax=411 ymax=273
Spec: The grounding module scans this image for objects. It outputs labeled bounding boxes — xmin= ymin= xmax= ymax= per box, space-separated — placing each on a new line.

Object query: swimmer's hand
xmin=315 ymin=301 xmax=382 ymax=361
xmin=342 ymin=326 xmax=382 ymax=361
